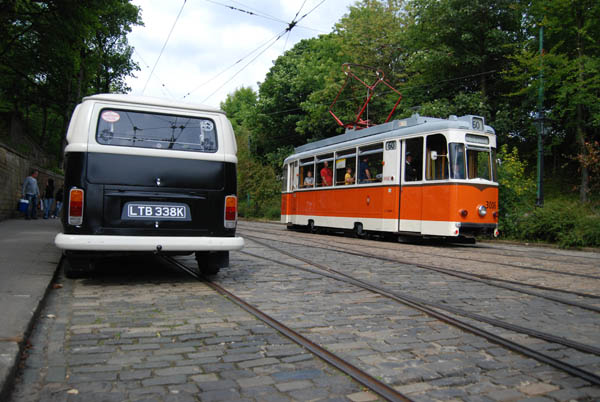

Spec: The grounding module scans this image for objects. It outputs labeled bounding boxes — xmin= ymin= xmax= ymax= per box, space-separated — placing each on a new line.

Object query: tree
xmin=507 ymin=0 xmax=600 ymax=202
xmin=252 ymin=34 xmax=343 ymax=164
xmin=404 ymin=0 xmax=524 ymax=121
xmin=0 ymin=0 xmax=142 ymax=163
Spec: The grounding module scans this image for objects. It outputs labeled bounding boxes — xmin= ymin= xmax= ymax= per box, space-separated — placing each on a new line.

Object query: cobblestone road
xmin=9 ymin=221 xmax=600 ymax=401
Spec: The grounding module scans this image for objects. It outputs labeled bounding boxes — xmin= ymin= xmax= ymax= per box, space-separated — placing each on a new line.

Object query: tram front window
xmin=467 ymin=147 xmax=493 ymax=181
xmin=449 ymin=143 xmax=466 ymax=179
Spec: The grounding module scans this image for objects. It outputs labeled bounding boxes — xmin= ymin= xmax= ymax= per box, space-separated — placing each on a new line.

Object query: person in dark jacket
xmin=53 ymin=186 xmax=64 ymax=218
xmin=42 ymin=178 xmax=54 ymax=219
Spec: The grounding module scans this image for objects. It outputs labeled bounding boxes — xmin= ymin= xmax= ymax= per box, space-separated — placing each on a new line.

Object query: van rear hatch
xmin=86 ymin=152 xmax=234 ymax=236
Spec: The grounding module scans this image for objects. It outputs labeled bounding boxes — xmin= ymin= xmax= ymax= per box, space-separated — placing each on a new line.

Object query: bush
xmin=516 ymin=199 xmax=600 ymax=248
xmin=496 ymin=145 xmax=536 ymax=237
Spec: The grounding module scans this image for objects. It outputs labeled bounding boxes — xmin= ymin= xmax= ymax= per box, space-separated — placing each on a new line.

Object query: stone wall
xmin=0 ymin=142 xmax=64 ymax=221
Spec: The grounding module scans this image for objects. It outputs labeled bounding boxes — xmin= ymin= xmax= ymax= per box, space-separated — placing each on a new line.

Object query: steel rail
xmin=240 ymin=223 xmax=600 ymax=280
xmin=242 ymin=236 xmax=600 ymax=386
xmin=240 ymin=220 xmax=600 ymax=264
xmin=159 ymin=254 xmax=412 ymax=402
xmin=243 ymin=234 xmax=600 ymax=351
xmin=240 ymin=228 xmax=600 ymax=303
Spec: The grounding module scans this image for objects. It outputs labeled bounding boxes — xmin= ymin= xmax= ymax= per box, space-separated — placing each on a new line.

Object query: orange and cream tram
xmin=281 ymin=113 xmax=500 ymax=239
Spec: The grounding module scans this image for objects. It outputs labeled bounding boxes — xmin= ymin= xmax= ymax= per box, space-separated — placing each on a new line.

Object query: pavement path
xmin=0 ymin=218 xmax=61 ymax=400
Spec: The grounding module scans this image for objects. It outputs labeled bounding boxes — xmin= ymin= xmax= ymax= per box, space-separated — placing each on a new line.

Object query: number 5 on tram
xmin=281 ymin=114 xmax=500 ymax=240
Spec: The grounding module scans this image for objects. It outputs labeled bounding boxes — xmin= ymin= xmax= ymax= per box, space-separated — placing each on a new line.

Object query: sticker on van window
xmin=201 ymin=121 xmax=214 ymax=131
xmin=101 ymin=111 xmax=120 ymax=123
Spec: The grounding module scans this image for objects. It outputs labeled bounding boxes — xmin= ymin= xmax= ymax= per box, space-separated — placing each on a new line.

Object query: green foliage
xmin=517 ymin=200 xmax=600 ymax=248
xmin=496 ymin=145 xmax=536 ymax=236
xmin=231 ymin=124 xmax=281 ymax=219
xmin=0 ymin=0 xmax=142 ymax=161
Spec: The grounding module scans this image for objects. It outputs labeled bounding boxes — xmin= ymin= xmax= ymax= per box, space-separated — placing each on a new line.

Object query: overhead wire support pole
xmin=536 ymin=25 xmax=544 ymax=207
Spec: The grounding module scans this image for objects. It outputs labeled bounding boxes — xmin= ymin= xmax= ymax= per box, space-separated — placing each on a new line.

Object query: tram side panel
xmin=291 ymin=186 xmax=399 ymax=232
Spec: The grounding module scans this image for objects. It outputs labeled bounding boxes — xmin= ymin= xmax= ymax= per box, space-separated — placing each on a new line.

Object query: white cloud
xmin=126 ymin=0 xmax=354 ymax=108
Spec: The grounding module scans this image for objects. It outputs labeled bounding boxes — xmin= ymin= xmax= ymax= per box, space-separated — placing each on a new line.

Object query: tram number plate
xmin=123 ymin=202 xmax=191 ymax=221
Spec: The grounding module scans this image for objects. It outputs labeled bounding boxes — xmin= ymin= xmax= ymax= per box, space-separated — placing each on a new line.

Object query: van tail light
xmin=68 ymin=188 xmax=84 ymax=225
xmin=224 ymin=195 xmax=237 ymax=229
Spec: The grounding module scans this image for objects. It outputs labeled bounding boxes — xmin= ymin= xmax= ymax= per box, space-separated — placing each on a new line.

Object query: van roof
xmin=82 ymin=93 xmax=225 ymax=114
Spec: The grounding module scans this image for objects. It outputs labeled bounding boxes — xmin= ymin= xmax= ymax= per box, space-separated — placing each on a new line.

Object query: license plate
xmin=122 ymin=202 xmax=191 ymax=221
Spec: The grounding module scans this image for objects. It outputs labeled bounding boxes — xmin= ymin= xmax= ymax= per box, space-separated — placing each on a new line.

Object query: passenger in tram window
xmin=405 ymin=153 xmax=418 ymax=181
xmin=320 ymin=161 xmax=333 ymax=186
xmin=358 ymin=157 xmax=371 ymax=183
xmin=345 ymin=167 xmax=354 ymax=185
xmin=304 ymin=170 xmax=314 ymax=187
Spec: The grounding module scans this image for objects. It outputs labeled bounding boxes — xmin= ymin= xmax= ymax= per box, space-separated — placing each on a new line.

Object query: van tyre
xmin=195 ymin=251 xmax=229 ymax=275
xmin=63 ymin=253 xmax=94 ymax=279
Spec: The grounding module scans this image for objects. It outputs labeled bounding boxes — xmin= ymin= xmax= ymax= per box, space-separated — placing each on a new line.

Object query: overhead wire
xmin=282 ymin=0 xmax=308 ymax=52
xmin=142 ymin=0 xmax=187 ymax=94
xmin=200 ymin=29 xmax=289 ymax=103
xmin=206 ymin=0 xmax=325 ymax=33
xmin=198 ymin=0 xmax=329 ymax=104
xmin=133 ymin=48 xmax=176 ymax=99
xmin=183 ymin=30 xmax=285 ymax=99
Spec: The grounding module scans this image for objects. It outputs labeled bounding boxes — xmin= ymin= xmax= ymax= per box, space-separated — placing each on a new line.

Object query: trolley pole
xmin=535 ymin=25 xmax=544 ymax=207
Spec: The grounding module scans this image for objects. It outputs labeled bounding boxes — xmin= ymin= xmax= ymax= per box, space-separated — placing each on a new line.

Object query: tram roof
xmin=292 ymin=114 xmax=494 ymax=156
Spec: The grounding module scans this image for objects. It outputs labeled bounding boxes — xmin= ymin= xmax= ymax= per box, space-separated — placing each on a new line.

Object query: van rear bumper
xmin=55 ymin=233 xmax=244 ymax=252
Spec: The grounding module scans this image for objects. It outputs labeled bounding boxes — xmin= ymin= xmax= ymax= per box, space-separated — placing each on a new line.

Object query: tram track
xmin=159 ymin=254 xmax=411 ymax=402
xmin=240 ymin=220 xmax=599 ymax=272
xmin=239 ymin=228 xmax=600 ymax=306
xmin=231 ymin=238 xmax=600 ymax=386
xmin=243 ymin=235 xmax=600 ymax=355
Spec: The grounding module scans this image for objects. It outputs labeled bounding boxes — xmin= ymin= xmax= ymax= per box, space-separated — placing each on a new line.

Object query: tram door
xmin=289 ymin=161 xmax=298 ymax=223
xmin=399 ymin=138 xmax=423 ymax=233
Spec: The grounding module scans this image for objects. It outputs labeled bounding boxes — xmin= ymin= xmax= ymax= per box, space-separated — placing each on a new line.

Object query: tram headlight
xmin=477 ymin=205 xmax=487 ymax=217
xmin=459 ymin=209 xmax=468 ymax=217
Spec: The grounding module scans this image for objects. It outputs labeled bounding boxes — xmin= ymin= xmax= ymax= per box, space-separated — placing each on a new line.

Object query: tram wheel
xmin=354 ymin=223 xmax=366 ymax=238
xmin=195 ymin=251 xmax=229 ymax=275
xmin=308 ymin=220 xmax=317 ymax=234
xmin=63 ymin=252 xmax=94 ymax=279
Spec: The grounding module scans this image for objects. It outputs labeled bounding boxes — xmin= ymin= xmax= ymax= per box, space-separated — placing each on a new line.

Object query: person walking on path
xmin=53 ymin=186 xmax=63 ymax=218
xmin=22 ymin=169 xmax=40 ymax=220
xmin=42 ymin=178 xmax=54 ymax=219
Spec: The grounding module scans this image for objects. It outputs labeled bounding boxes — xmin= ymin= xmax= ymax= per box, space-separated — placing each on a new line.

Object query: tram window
xmin=299 ymin=157 xmax=315 ymax=188
xmin=358 ymin=143 xmax=383 ymax=184
xmin=426 ymin=134 xmax=449 ymax=180
xmin=449 ymin=143 xmax=466 ymax=179
xmin=316 ymin=153 xmax=334 ymax=187
xmin=404 ymin=138 xmax=423 ymax=181
xmin=282 ymin=164 xmax=289 ymax=192
xmin=467 ymin=147 xmax=492 ymax=180
xmin=335 ymin=149 xmax=356 ymax=185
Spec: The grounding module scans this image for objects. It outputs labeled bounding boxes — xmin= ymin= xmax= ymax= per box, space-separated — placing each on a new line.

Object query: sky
xmin=125 ymin=0 xmax=356 ymax=109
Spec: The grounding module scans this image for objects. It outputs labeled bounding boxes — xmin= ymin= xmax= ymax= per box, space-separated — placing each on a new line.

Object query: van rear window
xmin=96 ymin=109 xmax=218 ymax=152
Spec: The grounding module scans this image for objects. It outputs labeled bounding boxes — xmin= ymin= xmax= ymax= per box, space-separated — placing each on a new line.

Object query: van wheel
xmin=63 ymin=253 xmax=94 ymax=279
xmin=195 ymin=251 xmax=229 ymax=275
